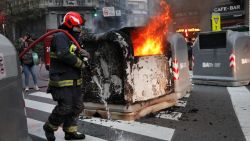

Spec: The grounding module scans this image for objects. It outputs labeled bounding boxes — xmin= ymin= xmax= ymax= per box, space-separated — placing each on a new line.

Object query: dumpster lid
xmin=199 ymin=31 xmax=227 ymax=49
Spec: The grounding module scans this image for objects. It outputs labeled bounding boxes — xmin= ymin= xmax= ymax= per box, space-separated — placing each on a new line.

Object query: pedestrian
xmin=19 ymin=33 xmax=40 ymax=92
xmin=43 ymin=11 xmax=90 ymax=141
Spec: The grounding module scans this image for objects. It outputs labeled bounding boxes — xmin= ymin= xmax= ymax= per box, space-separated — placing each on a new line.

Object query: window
xmin=199 ymin=32 xmax=227 ymax=49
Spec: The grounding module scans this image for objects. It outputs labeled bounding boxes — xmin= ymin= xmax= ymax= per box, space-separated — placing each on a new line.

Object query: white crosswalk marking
xmin=227 ymin=86 xmax=250 ymax=141
xmin=175 ymin=100 xmax=187 ymax=107
xmin=29 ymin=92 xmax=52 ymax=99
xmin=82 ymin=118 xmax=175 ymax=141
xmin=25 ymin=92 xmax=175 ymax=141
xmin=154 ymin=97 xmax=188 ymax=121
xmin=156 ymin=112 xmax=182 ymax=121
xmin=27 ymin=118 xmax=106 ymax=141
xmin=25 ymin=99 xmax=55 ymax=113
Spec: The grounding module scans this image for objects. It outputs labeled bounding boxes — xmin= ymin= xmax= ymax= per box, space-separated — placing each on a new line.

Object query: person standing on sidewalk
xmin=19 ymin=33 xmax=40 ymax=92
xmin=43 ymin=11 xmax=90 ymax=141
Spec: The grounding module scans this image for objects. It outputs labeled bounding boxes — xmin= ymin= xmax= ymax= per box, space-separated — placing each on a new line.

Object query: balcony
xmin=39 ymin=0 xmax=99 ymax=8
xmin=9 ymin=0 xmax=99 ymax=16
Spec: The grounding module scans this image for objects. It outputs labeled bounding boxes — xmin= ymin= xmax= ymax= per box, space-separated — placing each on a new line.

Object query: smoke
xmin=92 ymin=0 xmax=218 ymax=33
xmin=148 ymin=0 xmax=217 ymax=31
xmin=91 ymin=2 xmax=127 ymax=33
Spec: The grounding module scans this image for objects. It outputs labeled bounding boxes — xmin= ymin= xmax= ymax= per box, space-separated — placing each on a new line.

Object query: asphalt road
xmin=24 ymin=65 xmax=250 ymax=141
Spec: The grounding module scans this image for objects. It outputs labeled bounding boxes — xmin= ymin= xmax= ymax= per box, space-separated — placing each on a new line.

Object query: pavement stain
xmin=179 ymin=115 xmax=189 ymax=121
xmin=209 ymin=122 xmax=213 ymax=126
xmin=192 ymin=119 xmax=198 ymax=122
xmin=188 ymin=108 xmax=199 ymax=113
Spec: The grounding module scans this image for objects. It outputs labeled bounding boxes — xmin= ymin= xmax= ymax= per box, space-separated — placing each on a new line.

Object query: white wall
xmin=126 ymin=0 xmax=148 ymax=27
xmin=46 ymin=12 xmax=58 ymax=30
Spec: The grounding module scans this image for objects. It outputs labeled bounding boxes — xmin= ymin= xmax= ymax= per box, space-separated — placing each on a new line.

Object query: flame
xmin=132 ymin=0 xmax=172 ymax=57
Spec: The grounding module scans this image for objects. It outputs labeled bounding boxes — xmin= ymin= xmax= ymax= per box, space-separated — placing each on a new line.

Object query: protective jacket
xmin=49 ymin=32 xmax=84 ymax=87
xmin=44 ymin=12 xmax=86 ymax=141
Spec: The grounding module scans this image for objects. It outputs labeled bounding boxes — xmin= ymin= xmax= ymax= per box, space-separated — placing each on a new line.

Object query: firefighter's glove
xmin=76 ymin=48 xmax=90 ymax=59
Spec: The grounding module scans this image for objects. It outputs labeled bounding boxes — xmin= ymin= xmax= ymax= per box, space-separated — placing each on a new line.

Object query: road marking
xmin=82 ymin=118 xmax=175 ymax=141
xmin=29 ymin=91 xmax=188 ymax=108
xmin=155 ymin=111 xmax=182 ymax=121
xmin=29 ymin=92 xmax=52 ymax=99
xmin=25 ymin=99 xmax=55 ymax=113
xmin=25 ymin=99 xmax=175 ymax=141
xmin=227 ymin=86 xmax=250 ymax=140
xmin=175 ymin=100 xmax=187 ymax=107
xmin=27 ymin=118 xmax=106 ymax=141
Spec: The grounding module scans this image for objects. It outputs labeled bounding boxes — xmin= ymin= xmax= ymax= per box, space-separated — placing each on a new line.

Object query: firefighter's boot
xmin=43 ymin=123 xmax=56 ymax=141
xmin=64 ymin=132 xmax=85 ymax=140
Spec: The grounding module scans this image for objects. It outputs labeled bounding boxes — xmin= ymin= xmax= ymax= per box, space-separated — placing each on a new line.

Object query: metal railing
xmin=9 ymin=0 xmax=99 ymax=15
xmin=11 ymin=0 xmax=98 ymax=9
xmin=39 ymin=0 xmax=98 ymax=7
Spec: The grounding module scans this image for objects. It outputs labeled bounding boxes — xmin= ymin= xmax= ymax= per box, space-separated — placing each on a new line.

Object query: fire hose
xmin=18 ymin=29 xmax=81 ymax=59
xmin=18 ymin=29 xmax=88 ymax=83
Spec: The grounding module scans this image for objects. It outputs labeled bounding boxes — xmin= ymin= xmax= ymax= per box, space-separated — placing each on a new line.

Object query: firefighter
xmin=43 ymin=11 xmax=90 ymax=141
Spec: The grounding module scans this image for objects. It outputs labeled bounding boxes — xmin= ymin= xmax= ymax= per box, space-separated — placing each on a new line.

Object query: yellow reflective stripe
xmin=49 ymin=79 xmax=82 ymax=87
xmin=69 ymin=44 xmax=77 ymax=55
xmin=74 ymin=58 xmax=83 ymax=68
xmin=46 ymin=122 xmax=58 ymax=131
xmin=51 ymin=44 xmax=77 ymax=58
xmin=64 ymin=126 xmax=77 ymax=133
xmin=50 ymin=52 xmax=57 ymax=59
xmin=77 ymin=79 xmax=82 ymax=85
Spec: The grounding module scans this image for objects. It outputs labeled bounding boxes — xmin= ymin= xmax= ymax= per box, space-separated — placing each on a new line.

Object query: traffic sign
xmin=103 ymin=7 xmax=115 ymax=17
xmin=211 ymin=13 xmax=221 ymax=31
xmin=116 ymin=10 xmax=121 ymax=16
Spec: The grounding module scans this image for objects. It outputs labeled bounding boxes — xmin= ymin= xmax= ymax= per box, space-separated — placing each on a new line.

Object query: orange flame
xmin=132 ymin=0 xmax=172 ymax=57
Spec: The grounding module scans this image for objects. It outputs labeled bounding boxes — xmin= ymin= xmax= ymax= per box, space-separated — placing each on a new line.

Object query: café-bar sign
xmin=213 ymin=4 xmax=243 ymax=13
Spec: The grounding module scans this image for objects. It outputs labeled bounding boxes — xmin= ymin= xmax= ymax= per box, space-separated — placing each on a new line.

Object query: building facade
xmin=126 ymin=0 xmax=148 ymax=27
xmin=6 ymin=0 xmax=126 ymax=41
xmin=213 ymin=0 xmax=248 ymax=28
xmin=167 ymin=0 xmax=248 ymax=39
xmin=93 ymin=0 xmax=127 ymax=32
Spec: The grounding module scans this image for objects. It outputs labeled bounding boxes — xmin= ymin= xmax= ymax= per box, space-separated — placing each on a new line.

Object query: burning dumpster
xmin=192 ymin=30 xmax=250 ymax=86
xmin=81 ymin=28 xmax=192 ymax=121
xmin=81 ymin=0 xmax=191 ymax=120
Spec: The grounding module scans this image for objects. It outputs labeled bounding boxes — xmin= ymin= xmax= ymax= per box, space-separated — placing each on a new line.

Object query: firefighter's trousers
xmin=46 ymin=84 xmax=83 ymax=133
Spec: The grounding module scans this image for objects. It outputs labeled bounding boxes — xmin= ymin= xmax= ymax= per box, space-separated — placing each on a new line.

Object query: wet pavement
xmin=23 ymin=65 xmax=250 ymax=141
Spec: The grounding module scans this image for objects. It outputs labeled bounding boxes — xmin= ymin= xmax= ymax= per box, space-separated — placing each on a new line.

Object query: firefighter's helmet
xmin=63 ymin=11 xmax=84 ymax=29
